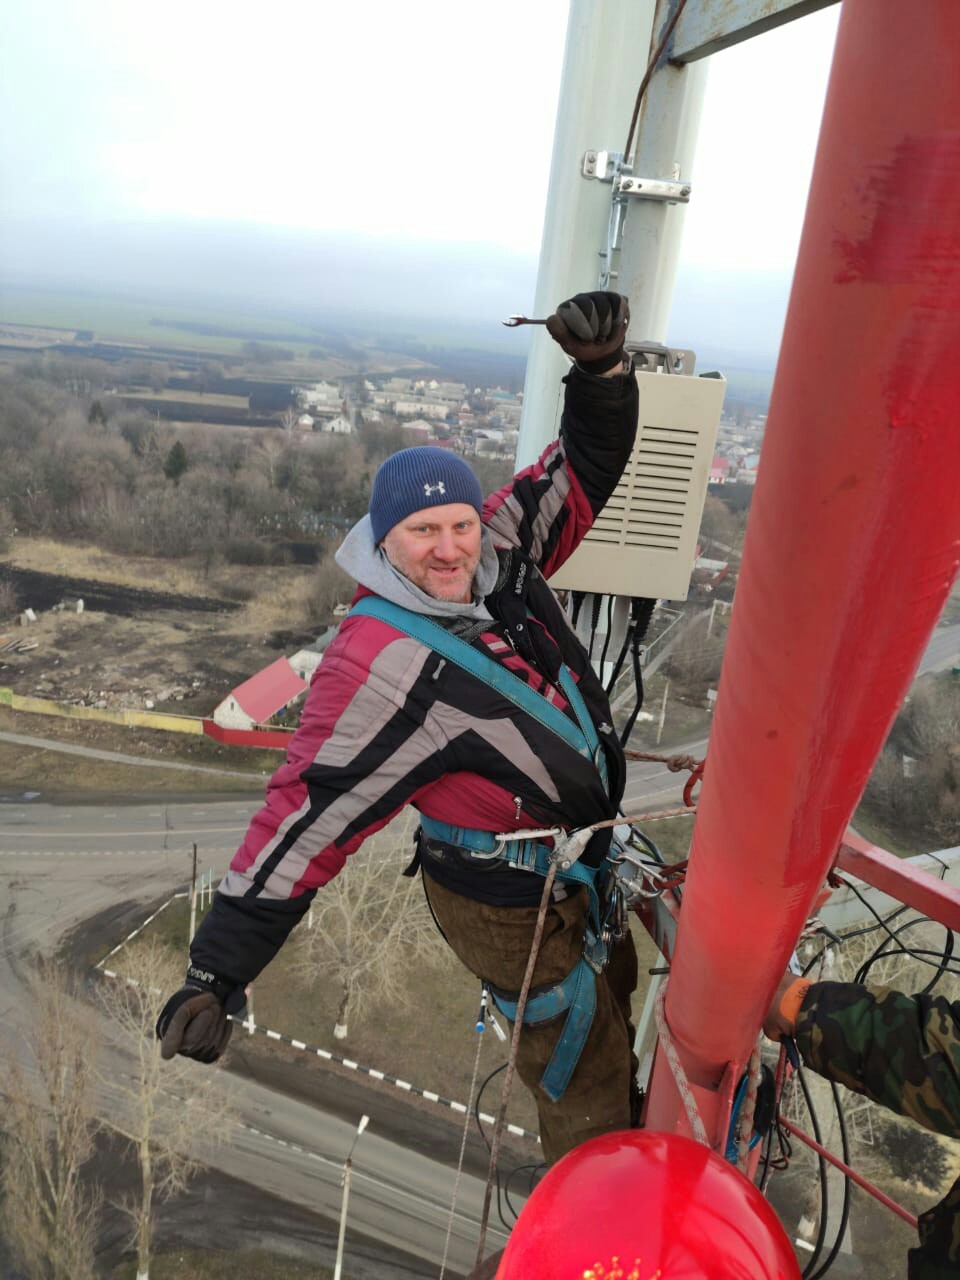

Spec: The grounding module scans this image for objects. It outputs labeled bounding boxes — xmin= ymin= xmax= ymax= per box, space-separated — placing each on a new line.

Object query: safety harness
xmin=348 ymin=595 xmax=616 ymax=1101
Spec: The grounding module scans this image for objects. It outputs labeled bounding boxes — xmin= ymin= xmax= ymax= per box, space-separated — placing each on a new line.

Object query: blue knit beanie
xmin=369 ymin=446 xmax=484 ymax=544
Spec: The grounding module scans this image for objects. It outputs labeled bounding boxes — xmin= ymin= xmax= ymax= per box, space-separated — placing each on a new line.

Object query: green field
xmin=0 ymin=286 xmax=323 ymax=355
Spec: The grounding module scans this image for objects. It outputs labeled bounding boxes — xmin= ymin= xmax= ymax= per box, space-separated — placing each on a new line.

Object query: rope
xmin=736 ymin=1040 xmax=762 ymax=1173
xmin=621 ymin=805 xmax=696 ymax=824
xmin=439 ymin=995 xmax=487 ymax=1280
xmin=623 ymin=749 xmax=701 ymax=774
xmin=653 ymin=983 xmax=709 ymax=1145
xmin=474 ymin=861 xmax=559 ymax=1270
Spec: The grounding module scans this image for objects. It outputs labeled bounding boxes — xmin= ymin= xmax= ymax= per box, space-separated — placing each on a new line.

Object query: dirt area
xmin=0 ymin=537 xmax=325 ymax=717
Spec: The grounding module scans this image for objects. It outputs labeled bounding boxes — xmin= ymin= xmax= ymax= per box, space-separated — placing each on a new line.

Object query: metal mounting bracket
xmin=625 ymin=339 xmax=696 ymax=376
xmin=617 ymin=174 xmax=691 ymax=203
xmin=582 ymin=151 xmax=692 ymax=203
xmin=586 ymin=149 xmax=692 ymax=288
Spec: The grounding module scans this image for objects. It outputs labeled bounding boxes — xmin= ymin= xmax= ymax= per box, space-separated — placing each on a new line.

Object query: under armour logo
xmin=423 ymin=480 xmax=446 ymax=497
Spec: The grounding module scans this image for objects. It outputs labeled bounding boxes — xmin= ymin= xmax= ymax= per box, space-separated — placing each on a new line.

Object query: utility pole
xmin=656 ymin=679 xmax=669 ymax=745
xmin=188 ymin=843 xmax=198 ymax=942
xmin=333 ymin=1114 xmax=369 ymax=1280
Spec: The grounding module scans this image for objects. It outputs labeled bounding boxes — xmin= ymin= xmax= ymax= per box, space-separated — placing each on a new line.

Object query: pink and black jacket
xmin=191 ymin=364 xmax=639 ymax=995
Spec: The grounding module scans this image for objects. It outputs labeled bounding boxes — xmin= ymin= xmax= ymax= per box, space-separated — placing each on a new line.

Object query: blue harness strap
xmin=348 ymin=594 xmax=613 ymax=1101
xmin=418 ymin=815 xmax=607 ymax=945
xmin=347 ymin=595 xmax=608 ymax=790
xmin=489 ymin=957 xmax=598 ymax=1103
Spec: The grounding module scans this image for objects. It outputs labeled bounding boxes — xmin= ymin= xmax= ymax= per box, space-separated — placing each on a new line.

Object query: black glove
xmin=546 ymin=292 xmax=630 ymax=373
xmin=156 ymin=983 xmax=233 ymax=1064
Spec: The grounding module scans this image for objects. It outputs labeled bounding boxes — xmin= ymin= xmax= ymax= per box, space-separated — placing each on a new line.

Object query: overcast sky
xmin=1 ymin=0 xmax=840 ymax=358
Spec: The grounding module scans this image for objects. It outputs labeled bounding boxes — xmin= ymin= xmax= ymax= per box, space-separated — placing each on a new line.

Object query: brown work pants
xmin=423 ymin=876 xmax=638 ymax=1165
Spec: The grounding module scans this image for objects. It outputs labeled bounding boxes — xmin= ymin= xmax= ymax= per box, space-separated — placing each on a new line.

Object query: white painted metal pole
xmin=657 ymin=678 xmax=669 ymax=744
xmin=188 ymin=843 xmax=197 ymax=942
xmin=615 ymin=24 xmax=710 ymax=343
xmin=333 ymin=1115 xmax=369 ymax=1280
xmin=516 ymin=0 xmax=657 ymax=468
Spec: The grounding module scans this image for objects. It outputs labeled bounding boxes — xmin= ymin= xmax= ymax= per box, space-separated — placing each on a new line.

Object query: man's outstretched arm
xmin=766 ymin=975 xmax=960 ymax=1137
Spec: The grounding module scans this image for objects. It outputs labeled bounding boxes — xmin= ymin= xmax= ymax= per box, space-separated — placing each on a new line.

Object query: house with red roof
xmin=212 ymin=657 xmax=307 ymax=731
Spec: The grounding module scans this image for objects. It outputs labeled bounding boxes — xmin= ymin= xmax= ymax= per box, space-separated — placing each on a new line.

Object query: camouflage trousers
xmin=423 ymin=874 xmax=638 ymax=1165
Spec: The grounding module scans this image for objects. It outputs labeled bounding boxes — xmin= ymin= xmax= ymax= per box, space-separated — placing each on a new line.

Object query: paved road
xmin=917 ymin=621 xmax=960 ymax=674
xmin=0 ymin=801 xmax=510 ymax=1276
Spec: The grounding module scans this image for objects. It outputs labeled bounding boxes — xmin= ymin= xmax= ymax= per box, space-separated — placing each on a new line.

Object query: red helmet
xmin=496 ymin=1130 xmax=801 ymax=1279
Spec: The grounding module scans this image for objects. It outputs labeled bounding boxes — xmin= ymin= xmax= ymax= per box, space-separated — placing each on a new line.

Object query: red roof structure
xmin=231 ymin=657 xmax=307 ymax=724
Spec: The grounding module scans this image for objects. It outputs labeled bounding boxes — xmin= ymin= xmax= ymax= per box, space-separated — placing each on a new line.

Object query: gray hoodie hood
xmin=334 ymin=514 xmax=500 ymax=621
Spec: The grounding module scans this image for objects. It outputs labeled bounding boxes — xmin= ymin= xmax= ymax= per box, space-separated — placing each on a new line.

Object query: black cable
xmin=629 ymin=826 xmax=665 ymax=865
xmin=618 ymin=598 xmax=656 ymax=746
xmin=476 ymin=1059 xmax=547 ymax=1228
xmin=604 ymin=610 xmax=634 ymax=696
xmin=597 ymin=594 xmax=616 ymax=673
xmin=619 ymin=632 xmax=646 ymax=745
xmin=570 ymin=591 xmax=585 ymax=628
xmin=801 ymin=886 xmax=959 ymax=985
xmin=838 ymin=881 xmax=960 ymax=982
xmin=807 ymin=1082 xmax=852 ymax=1280
xmin=587 ymin=592 xmax=603 ymax=661
xmin=855 ymin=932 xmax=960 ymax=987
xmin=474 ymin=1063 xmax=510 ymax=1229
xmin=797 ymin=1066 xmax=830 ymax=1280
xmin=503 ymin=1162 xmax=545 ymax=1221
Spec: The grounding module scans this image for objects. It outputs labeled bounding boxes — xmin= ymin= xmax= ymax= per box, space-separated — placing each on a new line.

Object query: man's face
xmin=381 ymin=502 xmax=482 ymax=603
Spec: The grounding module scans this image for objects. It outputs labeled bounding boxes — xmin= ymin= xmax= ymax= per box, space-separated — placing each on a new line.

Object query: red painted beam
xmin=778 ymin=1116 xmax=918 ymax=1229
xmin=646 ymin=0 xmax=960 ymax=1142
xmin=836 ymin=832 xmax=960 ymax=932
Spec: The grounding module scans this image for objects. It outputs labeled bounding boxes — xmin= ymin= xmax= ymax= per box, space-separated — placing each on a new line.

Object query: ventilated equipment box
xmin=548 ymin=364 xmax=726 ymax=602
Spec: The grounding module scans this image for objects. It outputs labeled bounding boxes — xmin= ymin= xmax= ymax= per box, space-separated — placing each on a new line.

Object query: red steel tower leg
xmin=646 ymin=0 xmax=960 ymax=1140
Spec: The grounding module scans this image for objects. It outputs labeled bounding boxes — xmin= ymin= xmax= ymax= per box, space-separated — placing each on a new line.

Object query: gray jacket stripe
xmin=230 ymin=639 xmax=433 ymax=888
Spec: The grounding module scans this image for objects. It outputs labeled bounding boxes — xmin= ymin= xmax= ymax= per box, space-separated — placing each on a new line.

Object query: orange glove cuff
xmin=779 ymin=978 xmax=812 ymax=1033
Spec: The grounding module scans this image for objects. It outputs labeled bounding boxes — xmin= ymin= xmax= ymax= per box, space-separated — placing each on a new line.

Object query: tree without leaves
xmin=863 ymin=673 xmax=960 ymax=847
xmin=97 ymin=939 xmax=236 ymax=1280
xmin=0 ymin=961 xmax=102 ymax=1280
xmin=292 ymin=810 xmax=447 ymax=1039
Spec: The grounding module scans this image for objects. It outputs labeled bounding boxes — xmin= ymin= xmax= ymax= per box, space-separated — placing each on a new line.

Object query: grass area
xmin=0 ymin=288 xmax=320 ymax=355
xmin=852 ymin=803 xmax=946 ymax=860
xmin=135 ymin=890 xmax=545 ymax=1136
xmin=0 ymin=704 xmax=272 ymax=796
xmin=112 ymin=1249 xmax=333 ymax=1279
xmin=624 ymin=669 xmax=712 ymax=750
xmin=2 ymin=534 xmax=235 ymax=596
xmin=120 ymin=388 xmax=251 ymax=408
xmin=3 ymin=533 xmax=325 ymax=630
xmin=0 ymin=738 xmax=264 ymax=797
xmin=642 ymin=814 xmax=695 ymax=860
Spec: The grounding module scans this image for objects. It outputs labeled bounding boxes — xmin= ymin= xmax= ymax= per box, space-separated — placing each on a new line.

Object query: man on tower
xmin=157 ymin=291 xmax=642 ymax=1162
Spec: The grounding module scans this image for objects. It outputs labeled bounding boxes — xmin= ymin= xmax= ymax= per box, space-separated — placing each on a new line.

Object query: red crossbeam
xmin=778 ymin=1115 xmax=918 ymax=1230
xmin=836 ymin=833 xmax=960 ymax=932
